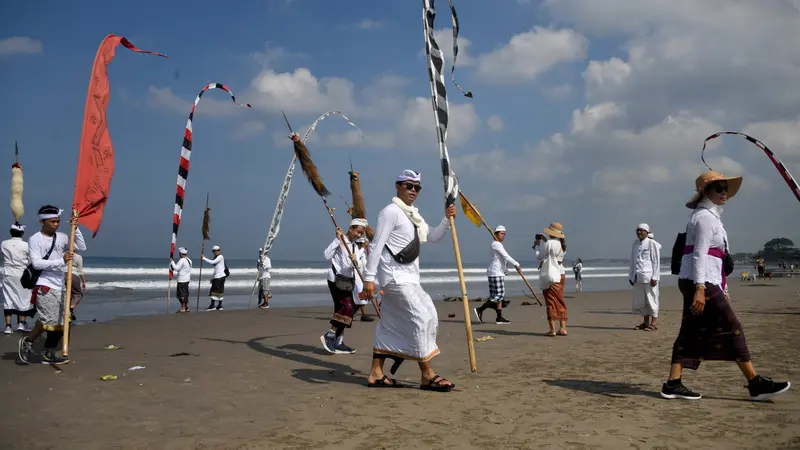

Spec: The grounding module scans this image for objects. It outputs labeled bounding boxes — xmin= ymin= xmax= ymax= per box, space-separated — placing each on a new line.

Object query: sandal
xmin=643 ymin=326 xmax=656 ymax=331
xmin=557 ymin=330 xmax=568 ymax=336
xmin=367 ymin=375 xmax=403 ymax=388
xmin=420 ymin=374 xmax=455 ymax=392
xmin=545 ymin=331 xmax=556 ymax=337
xmin=634 ymin=324 xmax=647 ymax=330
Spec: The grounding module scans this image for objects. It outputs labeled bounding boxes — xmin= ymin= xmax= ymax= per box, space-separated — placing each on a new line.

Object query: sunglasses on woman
xmin=709 ymin=182 xmax=729 ymax=193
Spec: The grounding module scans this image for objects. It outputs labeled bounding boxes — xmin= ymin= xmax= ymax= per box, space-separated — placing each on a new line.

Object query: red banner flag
xmin=72 ymin=35 xmax=167 ymax=236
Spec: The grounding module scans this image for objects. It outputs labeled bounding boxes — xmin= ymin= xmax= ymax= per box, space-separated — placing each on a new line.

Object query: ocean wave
xmin=85 ymin=271 xmax=671 ymax=290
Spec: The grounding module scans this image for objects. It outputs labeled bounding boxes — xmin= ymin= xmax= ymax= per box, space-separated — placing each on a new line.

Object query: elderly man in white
xmin=629 ymin=223 xmax=661 ymax=331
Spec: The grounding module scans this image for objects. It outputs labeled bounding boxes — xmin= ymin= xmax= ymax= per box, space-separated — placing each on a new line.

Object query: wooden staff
xmin=62 ymin=209 xmax=79 ymax=356
xmin=458 ymin=190 xmax=543 ymax=306
xmin=448 ymin=212 xmax=477 ymax=372
xmin=196 ymin=193 xmax=210 ymax=311
xmin=282 ymin=112 xmax=381 ymax=319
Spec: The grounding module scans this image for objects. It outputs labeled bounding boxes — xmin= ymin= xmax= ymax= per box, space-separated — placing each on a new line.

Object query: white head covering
xmin=212 ymin=245 xmax=220 ymax=251
xmin=178 ymin=247 xmax=188 ymax=254
xmin=648 ymin=232 xmax=654 ymax=239
xmin=10 ymin=223 xmax=25 ymax=232
xmin=39 ymin=208 xmax=63 ymax=220
xmin=494 ymin=225 xmax=506 ymax=233
xmin=637 ymin=223 xmax=650 ymax=232
xmin=349 ymin=218 xmax=368 ymax=228
xmin=396 ymin=169 xmax=422 ymax=183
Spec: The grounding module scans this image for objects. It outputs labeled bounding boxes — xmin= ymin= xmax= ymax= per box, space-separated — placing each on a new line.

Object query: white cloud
xmin=146 ymin=86 xmax=249 ymax=117
xmin=742 ymin=117 xmax=800 ymax=157
xmin=399 ymin=97 xmax=479 ymax=148
xmin=248 ymin=68 xmax=356 ymax=115
xmin=425 ymin=28 xmax=475 ymax=66
xmin=487 ymin=115 xmax=505 ymax=132
xmin=570 ymin=102 xmax=624 ymax=134
xmin=543 ymin=83 xmax=574 ymax=100
xmin=357 ymin=19 xmax=384 ymax=30
xmin=249 ymin=43 xmax=305 ymax=68
xmin=0 ymin=36 xmax=43 ymax=56
xmin=476 ymin=27 xmax=588 ymax=83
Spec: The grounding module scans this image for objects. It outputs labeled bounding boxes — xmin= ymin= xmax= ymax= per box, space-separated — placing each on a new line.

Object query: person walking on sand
xmin=321 ymin=218 xmax=368 ymax=354
xmin=534 ymin=223 xmax=567 ymax=337
xmin=572 ymin=258 xmax=583 ymax=292
xmin=661 ymin=170 xmax=791 ymax=401
xmin=18 ymin=205 xmax=86 ymax=365
xmin=629 ymin=223 xmax=661 ymax=331
xmin=3 ymin=223 xmax=33 ymax=334
xmin=362 ymin=169 xmax=457 ymax=391
xmin=353 ymin=237 xmax=374 ymax=322
xmin=256 ymin=248 xmax=272 ymax=309
xmin=202 ymin=245 xmax=228 ymax=311
xmin=66 ymin=250 xmax=87 ymax=322
xmin=169 ymin=247 xmax=192 ymax=313
xmin=473 ymin=225 xmax=519 ymax=325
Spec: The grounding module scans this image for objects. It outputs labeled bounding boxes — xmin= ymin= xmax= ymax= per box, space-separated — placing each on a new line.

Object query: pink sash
xmin=683 ymin=245 xmax=727 ymax=290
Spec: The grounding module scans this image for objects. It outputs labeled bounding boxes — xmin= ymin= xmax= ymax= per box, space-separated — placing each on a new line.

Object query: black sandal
xmin=420 ymin=374 xmax=455 ymax=392
xmin=367 ymin=375 xmax=403 ymax=388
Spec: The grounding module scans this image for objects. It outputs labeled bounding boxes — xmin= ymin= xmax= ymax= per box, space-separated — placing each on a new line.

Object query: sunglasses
xmin=709 ymin=182 xmax=729 ymax=194
xmin=402 ymin=183 xmax=422 ymax=192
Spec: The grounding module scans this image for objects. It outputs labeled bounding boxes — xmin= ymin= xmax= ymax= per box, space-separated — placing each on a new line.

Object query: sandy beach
xmin=1 ymin=278 xmax=798 ymax=450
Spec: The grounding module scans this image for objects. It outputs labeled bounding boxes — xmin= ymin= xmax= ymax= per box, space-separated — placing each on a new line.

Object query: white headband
xmin=178 ymin=247 xmax=188 ymax=254
xmin=396 ymin=169 xmax=421 ymax=183
xmin=10 ymin=223 xmax=25 ymax=232
xmin=212 ymin=245 xmax=220 ymax=251
xmin=350 ymin=218 xmax=368 ymax=228
xmin=637 ymin=223 xmax=650 ymax=232
xmin=39 ymin=209 xmax=63 ymax=220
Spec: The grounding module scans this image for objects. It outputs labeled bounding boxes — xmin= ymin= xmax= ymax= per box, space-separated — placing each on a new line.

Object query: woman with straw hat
xmin=661 ymin=170 xmax=791 ymax=401
xmin=534 ymin=222 xmax=567 ymax=336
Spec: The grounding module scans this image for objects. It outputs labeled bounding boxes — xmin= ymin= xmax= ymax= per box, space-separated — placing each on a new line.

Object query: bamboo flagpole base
xmin=62 ymin=209 xmax=79 ymax=357
xmin=448 ymin=216 xmax=477 ymax=372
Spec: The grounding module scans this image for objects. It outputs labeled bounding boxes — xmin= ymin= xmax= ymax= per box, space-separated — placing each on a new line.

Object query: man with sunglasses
xmin=361 ymin=169 xmax=457 ymax=391
xmin=628 ymin=223 xmax=661 ymax=331
xmin=18 ymin=205 xmax=86 ymax=365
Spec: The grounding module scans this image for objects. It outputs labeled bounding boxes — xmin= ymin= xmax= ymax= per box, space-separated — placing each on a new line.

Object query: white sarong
xmin=2 ymin=268 xmax=32 ymax=313
xmin=373 ymin=282 xmax=439 ymax=361
xmin=632 ymin=282 xmax=659 ymax=317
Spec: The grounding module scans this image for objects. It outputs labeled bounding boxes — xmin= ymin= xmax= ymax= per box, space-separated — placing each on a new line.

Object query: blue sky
xmin=2 ymin=0 xmax=799 ymax=264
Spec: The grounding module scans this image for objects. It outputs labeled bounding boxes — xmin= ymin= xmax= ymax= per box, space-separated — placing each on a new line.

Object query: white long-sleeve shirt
xmin=258 ymin=255 xmax=271 ymax=280
xmin=354 ymin=248 xmax=368 ymax=295
xmin=487 ymin=241 xmax=519 ymax=277
xmin=364 ymin=203 xmax=450 ymax=287
xmin=535 ymin=239 xmax=563 ymax=288
xmin=678 ymin=199 xmax=729 ymax=287
xmin=2 ymin=237 xmax=29 ymax=276
xmin=629 ymin=237 xmax=661 ymax=283
xmin=170 ymin=257 xmax=193 ymax=282
xmin=325 ymin=236 xmax=361 ymax=282
xmin=29 ymin=227 xmax=87 ymax=290
xmin=202 ymin=254 xmax=226 ymax=279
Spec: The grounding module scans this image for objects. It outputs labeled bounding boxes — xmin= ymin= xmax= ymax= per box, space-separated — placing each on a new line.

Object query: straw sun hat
xmin=543 ymin=222 xmax=564 ymax=239
xmin=685 ymin=170 xmax=743 ymax=208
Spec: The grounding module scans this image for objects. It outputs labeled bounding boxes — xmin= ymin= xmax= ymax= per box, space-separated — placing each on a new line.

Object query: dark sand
xmin=1 ymin=279 xmax=798 ymax=449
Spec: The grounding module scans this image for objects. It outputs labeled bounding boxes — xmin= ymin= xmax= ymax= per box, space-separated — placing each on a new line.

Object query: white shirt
xmin=170 ymin=257 xmax=192 ymax=282
xmin=364 ymin=202 xmax=450 ymax=287
xmin=487 ymin=241 xmax=519 ymax=277
xmin=629 ymin=237 xmax=661 ymax=283
xmin=558 ymin=250 xmax=567 ymax=274
xmin=325 ymin=236 xmax=360 ymax=282
xmin=535 ymin=239 xmax=564 ymax=287
xmin=678 ymin=199 xmax=728 ymax=287
xmin=1 ymin=237 xmax=29 ymax=276
xmin=258 ymin=255 xmax=271 ymax=280
xmin=69 ymin=253 xmax=84 ymax=276
xmin=29 ymin=227 xmax=87 ymax=290
xmin=202 ymin=254 xmax=226 ymax=279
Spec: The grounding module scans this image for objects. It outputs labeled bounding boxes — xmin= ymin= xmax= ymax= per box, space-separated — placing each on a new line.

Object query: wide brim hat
xmin=543 ymin=222 xmax=564 ymax=239
xmin=685 ymin=170 xmax=743 ymax=209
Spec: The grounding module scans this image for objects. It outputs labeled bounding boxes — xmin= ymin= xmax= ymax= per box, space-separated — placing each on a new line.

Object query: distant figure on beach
xmin=474 ymin=225 xmax=518 ymax=325
xmin=256 ymin=248 xmax=272 ymax=309
xmin=572 ymin=258 xmax=583 ymax=292
xmin=534 ymin=222 xmax=567 ymax=337
xmin=2 ymin=223 xmax=33 ymax=334
xmin=18 ymin=205 xmax=86 ymax=365
xmin=321 ymin=218 xmax=368 ymax=354
xmin=202 ymin=245 xmax=227 ymax=311
xmin=628 ymin=224 xmax=661 ymax=331
xmin=353 ymin=237 xmax=374 ymax=322
xmin=66 ymin=250 xmax=86 ymax=322
xmin=362 ymin=169 xmax=456 ymax=391
xmin=756 ymin=256 xmax=766 ymax=279
xmin=661 ymin=170 xmax=791 ymax=401
xmin=169 ymin=247 xmax=192 ymax=313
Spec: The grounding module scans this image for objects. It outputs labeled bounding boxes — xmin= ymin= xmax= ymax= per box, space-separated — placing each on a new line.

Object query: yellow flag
xmin=459 ymin=193 xmax=482 ymax=227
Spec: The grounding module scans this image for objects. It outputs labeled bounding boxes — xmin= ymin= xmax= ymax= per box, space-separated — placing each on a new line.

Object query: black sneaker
xmin=473 ymin=307 xmax=483 ymax=324
xmin=69 ymin=310 xmax=77 ymax=322
xmin=215 ymin=302 xmax=224 ymax=311
xmin=320 ymin=333 xmax=336 ymax=354
xmin=334 ymin=342 xmax=356 ymax=354
xmin=660 ymin=380 xmax=702 ymax=400
xmin=748 ymin=375 xmax=791 ymax=401
xmin=41 ymin=350 xmax=70 ymax=365
xmin=360 ymin=314 xmax=374 ymax=322
xmin=18 ymin=337 xmax=32 ymax=364
xmin=205 ymin=302 xmax=216 ymax=311
xmin=495 ymin=317 xmax=511 ymax=325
